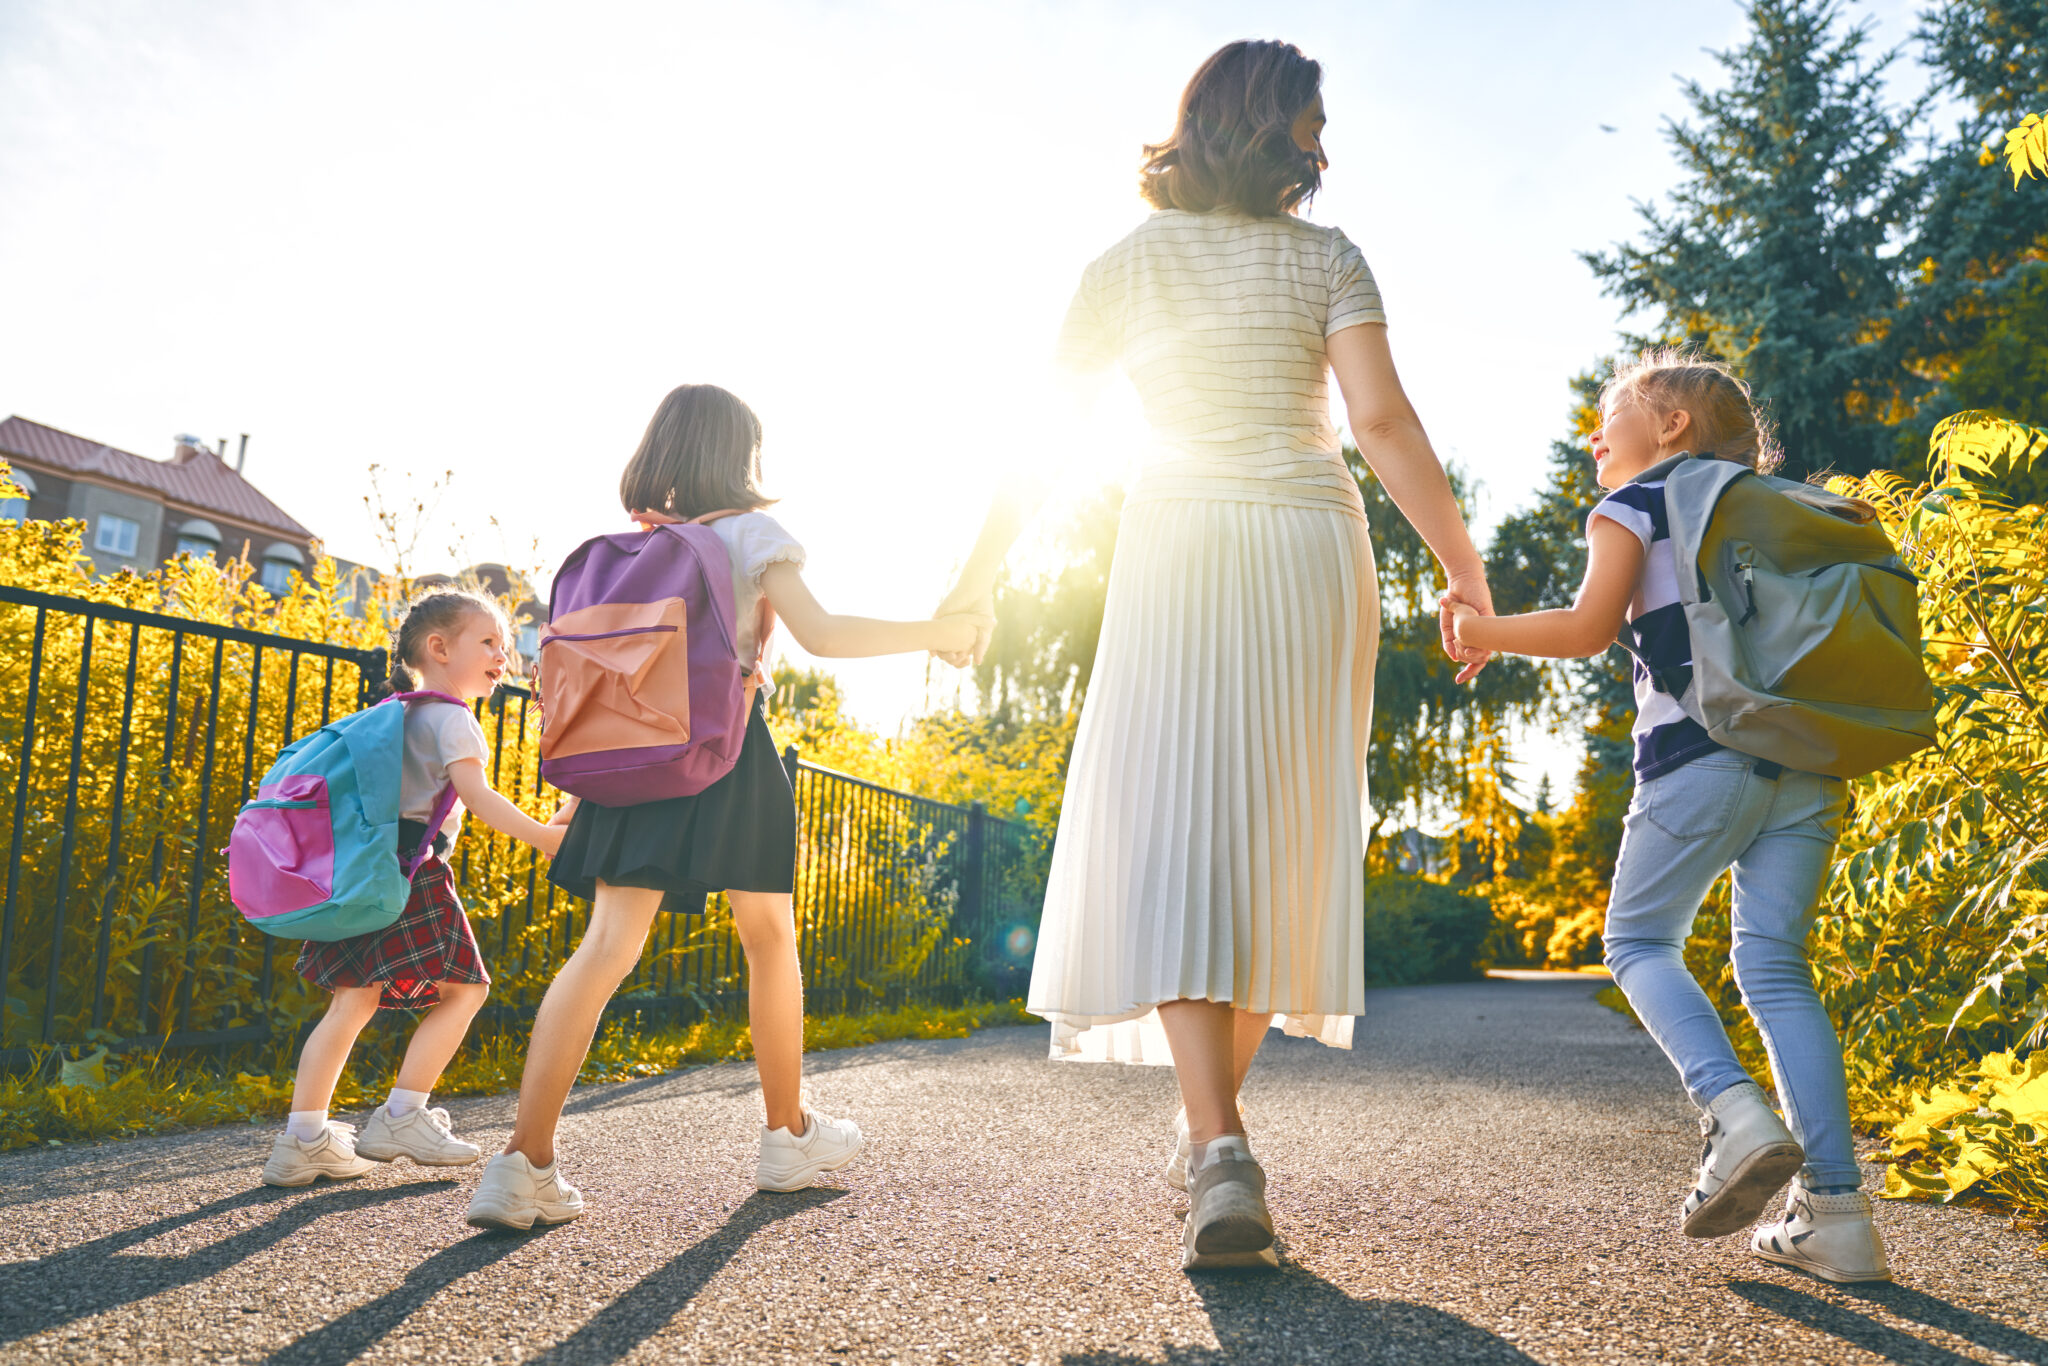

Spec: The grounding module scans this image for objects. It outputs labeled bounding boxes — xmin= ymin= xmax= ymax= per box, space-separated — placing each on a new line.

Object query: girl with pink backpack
xmin=263 ymin=590 xmax=573 ymax=1187
xmin=465 ymin=384 xmax=989 ymax=1230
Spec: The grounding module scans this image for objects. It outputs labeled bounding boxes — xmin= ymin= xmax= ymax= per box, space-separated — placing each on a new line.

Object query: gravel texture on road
xmin=1 ymin=971 xmax=2043 ymax=1365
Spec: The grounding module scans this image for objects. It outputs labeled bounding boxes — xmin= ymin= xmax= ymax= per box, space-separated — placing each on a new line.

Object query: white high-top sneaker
xmin=1752 ymin=1183 xmax=1892 ymax=1283
xmin=261 ymin=1121 xmax=378 ymax=1187
xmin=464 ymin=1152 xmax=585 ymax=1231
xmin=756 ymin=1107 xmax=864 ymax=1192
xmin=355 ymin=1104 xmax=482 ymax=1166
xmin=1681 ymin=1082 xmax=1806 ymax=1237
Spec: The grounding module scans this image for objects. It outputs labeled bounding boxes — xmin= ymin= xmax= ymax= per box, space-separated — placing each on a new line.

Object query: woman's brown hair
xmin=618 ymin=384 xmax=775 ymax=520
xmin=1602 ymin=349 xmax=1784 ymax=475
xmin=1139 ymin=40 xmax=1324 ymax=217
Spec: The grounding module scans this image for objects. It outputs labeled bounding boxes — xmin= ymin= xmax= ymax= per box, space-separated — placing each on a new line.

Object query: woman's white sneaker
xmin=1752 ymin=1183 xmax=1892 ymax=1283
xmin=355 ymin=1105 xmax=482 ymax=1167
xmin=756 ymin=1108 xmax=864 ymax=1191
xmin=1681 ymin=1082 xmax=1806 ymax=1238
xmin=261 ymin=1121 xmax=378 ymax=1187
xmin=1182 ymin=1136 xmax=1277 ymax=1270
xmin=464 ymin=1152 xmax=584 ymax=1230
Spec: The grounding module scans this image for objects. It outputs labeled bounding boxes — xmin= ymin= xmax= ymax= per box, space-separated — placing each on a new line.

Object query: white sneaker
xmin=1681 ymin=1082 xmax=1805 ymax=1238
xmin=1166 ymin=1100 xmax=1248 ymax=1191
xmin=756 ymin=1108 xmax=864 ymax=1191
xmin=261 ymin=1121 xmax=378 ymax=1187
xmin=1166 ymin=1109 xmax=1191 ymax=1191
xmin=1752 ymin=1183 xmax=1892 ymax=1283
xmin=355 ymin=1105 xmax=482 ymax=1167
xmin=464 ymin=1152 xmax=584 ymax=1231
xmin=1182 ymin=1135 xmax=1277 ymax=1270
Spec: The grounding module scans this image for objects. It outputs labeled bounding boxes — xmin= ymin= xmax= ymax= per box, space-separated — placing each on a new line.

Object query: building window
xmin=259 ymin=557 xmax=295 ymax=595
xmin=95 ymin=514 xmax=140 ymax=557
xmin=174 ymin=518 xmax=222 ymax=561
xmin=1 ymin=468 xmax=33 ymax=522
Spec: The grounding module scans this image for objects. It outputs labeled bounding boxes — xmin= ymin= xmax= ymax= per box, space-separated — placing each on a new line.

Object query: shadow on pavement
xmin=264 ymin=1231 xmax=535 ymax=1365
xmin=522 ymin=1187 xmax=846 ymax=1364
xmin=1728 ymin=1280 xmax=1985 ymax=1365
xmin=1064 ymin=1260 xmax=1537 ymax=1365
xmin=0 ymin=1180 xmax=446 ymax=1346
xmin=1842 ymin=1281 xmax=2048 ymax=1363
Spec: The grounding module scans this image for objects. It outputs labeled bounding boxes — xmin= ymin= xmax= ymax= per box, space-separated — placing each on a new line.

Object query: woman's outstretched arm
xmin=1327 ymin=322 xmax=1493 ymax=682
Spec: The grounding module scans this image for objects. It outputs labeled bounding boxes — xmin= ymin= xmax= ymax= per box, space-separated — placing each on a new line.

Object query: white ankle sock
xmin=387 ymin=1087 xmax=430 ymax=1116
xmin=286 ymin=1109 xmax=327 ymax=1142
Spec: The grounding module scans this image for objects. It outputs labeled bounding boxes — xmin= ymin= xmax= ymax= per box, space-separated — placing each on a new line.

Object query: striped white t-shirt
xmin=1589 ymin=478 xmax=1724 ymax=780
xmin=1054 ymin=209 xmax=1385 ymax=514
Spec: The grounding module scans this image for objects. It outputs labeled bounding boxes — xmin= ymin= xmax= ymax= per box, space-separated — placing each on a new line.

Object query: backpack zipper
xmin=244 ymin=797 xmax=322 ymax=809
xmin=542 ymin=624 xmax=680 ymax=644
xmin=1807 ymin=562 xmax=1918 ymax=585
xmin=1736 ymin=562 xmax=1759 ymax=625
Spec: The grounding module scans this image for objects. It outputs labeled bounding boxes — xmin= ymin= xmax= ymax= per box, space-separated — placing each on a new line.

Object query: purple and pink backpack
xmin=536 ymin=510 xmax=770 ymax=806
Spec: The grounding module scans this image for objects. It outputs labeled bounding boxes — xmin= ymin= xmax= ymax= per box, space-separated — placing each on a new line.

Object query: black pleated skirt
xmin=548 ymin=697 xmax=796 ymax=915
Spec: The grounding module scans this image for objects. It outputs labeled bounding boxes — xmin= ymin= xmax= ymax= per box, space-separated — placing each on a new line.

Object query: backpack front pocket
xmin=228 ymin=775 xmax=335 ymax=917
xmin=538 ymin=598 xmax=693 ymax=760
xmin=1757 ymin=562 xmax=1934 ymax=712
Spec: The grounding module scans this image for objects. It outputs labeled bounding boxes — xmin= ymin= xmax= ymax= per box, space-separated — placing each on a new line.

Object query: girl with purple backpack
xmin=465 ymin=384 xmax=988 ymax=1230
xmin=263 ymin=590 xmax=573 ymax=1187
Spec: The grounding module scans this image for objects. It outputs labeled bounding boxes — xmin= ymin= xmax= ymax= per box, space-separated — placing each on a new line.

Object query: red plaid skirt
xmin=296 ymin=856 xmax=489 ymax=1010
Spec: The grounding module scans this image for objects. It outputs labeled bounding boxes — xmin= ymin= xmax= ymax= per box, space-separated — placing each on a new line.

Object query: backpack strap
xmin=688 ymin=511 xmax=779 ymax=704
xmin=389 ymin=691 xmax=467 ymax=876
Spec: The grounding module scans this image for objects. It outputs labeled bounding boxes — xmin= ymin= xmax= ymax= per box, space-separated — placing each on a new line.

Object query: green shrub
xmin=1363 ymin=873 xmax=1492 ymax=987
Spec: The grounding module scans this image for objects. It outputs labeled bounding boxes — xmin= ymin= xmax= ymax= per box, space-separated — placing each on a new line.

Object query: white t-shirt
xmin=401 ymin=700 xmax=491 ymax=843
xmin=704 ymin=512 xmax=806 ymax=661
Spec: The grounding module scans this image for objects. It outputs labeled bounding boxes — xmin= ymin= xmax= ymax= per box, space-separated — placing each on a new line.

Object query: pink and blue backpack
xmin=227 ymin=692 xmax=464 ymax=941
xmin=535 ymin=510 xmax=767 ymax=805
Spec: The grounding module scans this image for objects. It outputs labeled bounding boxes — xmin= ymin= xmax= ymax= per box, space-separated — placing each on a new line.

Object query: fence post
xmin=360 ymin=648 xmax=387 ymax=706
xmin=782 ymin=745 xmax=800 ymax=783
xmin=962 ymin=800 xmax=987 ymax=938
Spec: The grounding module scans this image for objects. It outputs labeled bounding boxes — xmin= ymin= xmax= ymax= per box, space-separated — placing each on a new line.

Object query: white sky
xmin=0 ymin=0 xmax=1932 ymax=809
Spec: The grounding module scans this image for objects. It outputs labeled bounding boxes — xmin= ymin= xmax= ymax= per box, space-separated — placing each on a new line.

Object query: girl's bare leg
xmin=503 ymin=882 xmax=662 ymax=1167
xmin=290 ymin=985 xmax=384 ymax=1113
xmin=728 ymin=889 xmax=806 ymax=1133
xmin=393 ymin=981 xmax=490 ymax=1095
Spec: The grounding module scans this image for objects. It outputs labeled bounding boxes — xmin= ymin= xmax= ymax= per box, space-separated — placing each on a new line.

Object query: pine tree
xmin=1890 ymin=1 xmax=2048 ymax=463
xmin=1586 ymin=0 xmax=1925 ymax=480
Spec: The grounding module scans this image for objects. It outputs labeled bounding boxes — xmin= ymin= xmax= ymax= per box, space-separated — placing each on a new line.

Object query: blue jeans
xmin=1602 ymin=752 xmax=1858 ymax=1189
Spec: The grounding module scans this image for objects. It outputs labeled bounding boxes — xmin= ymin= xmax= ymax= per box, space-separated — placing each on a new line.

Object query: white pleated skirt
xmin=1025 ymin=494 xmax=1380 ymax=1064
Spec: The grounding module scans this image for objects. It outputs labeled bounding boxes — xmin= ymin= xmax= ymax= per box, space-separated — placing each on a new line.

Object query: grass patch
xmin=0 ymin=999 xmax=1034 ymax=1153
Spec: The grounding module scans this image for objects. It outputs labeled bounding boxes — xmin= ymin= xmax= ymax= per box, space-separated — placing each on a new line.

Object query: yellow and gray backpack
xmin=1622 ymin=454 xmax=1937 ymax=779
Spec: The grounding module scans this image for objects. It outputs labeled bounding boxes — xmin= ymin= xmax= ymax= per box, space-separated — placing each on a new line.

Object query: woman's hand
xmin=932 ymin=581 xmax=995 ymax=668
xmin=931 ymin=610 xmax=996 ymax=659
xmin=1440 ymin=571 xmax=1495 ymax=684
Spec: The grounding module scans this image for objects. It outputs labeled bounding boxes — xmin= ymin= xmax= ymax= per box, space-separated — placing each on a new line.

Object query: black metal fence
xmin=0 ymin=585 xmax=1046 ymax=1067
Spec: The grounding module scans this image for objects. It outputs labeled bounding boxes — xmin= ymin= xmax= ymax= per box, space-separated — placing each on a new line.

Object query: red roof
xmin=0 ymin=415 xmax=313 ymax=540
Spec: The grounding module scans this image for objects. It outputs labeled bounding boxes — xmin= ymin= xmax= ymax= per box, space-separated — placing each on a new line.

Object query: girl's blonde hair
xmin=1601 ymin=349 xmax=1781 ymax=474
xmin=387 ymin=589 xmax=509 ymax=694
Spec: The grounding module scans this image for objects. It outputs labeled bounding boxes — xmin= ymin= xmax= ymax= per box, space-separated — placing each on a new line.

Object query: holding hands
xmin=1438 ymin=570 xmax=1494 ymax=685
xmin=931 ymin=579 xmax=996 ymax=669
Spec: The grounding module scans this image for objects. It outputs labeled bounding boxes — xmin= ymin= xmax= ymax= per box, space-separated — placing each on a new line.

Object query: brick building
xmin=0 ymin=415 xmax=316 ymax=591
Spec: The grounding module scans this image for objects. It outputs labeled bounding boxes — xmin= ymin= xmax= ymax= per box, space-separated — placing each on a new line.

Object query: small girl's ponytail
xmin=385 ymin=589 xmax=508 ymax=696
xmin=1602 ymin=349 xmax=1783 ymax=475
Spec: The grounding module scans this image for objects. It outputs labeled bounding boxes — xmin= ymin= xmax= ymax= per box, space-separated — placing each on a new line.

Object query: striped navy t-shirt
xmin=1589 ymin=478 xmax=1724 ymax=780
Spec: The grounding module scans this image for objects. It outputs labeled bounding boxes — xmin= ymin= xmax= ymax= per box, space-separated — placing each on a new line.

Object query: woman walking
xmin=938 ymin=40 xmax=1492 ymax=1268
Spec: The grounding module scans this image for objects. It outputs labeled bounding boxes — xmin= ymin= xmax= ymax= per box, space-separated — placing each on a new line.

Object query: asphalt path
xmin=2 ymin=971 xmax=2044 ymax=1365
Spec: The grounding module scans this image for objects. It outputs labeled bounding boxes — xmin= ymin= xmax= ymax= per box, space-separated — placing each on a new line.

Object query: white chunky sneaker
xmin=1182 ymin=1136 xmax=1277 ymax=1270
xmin=261 ymin=1121 xmax=378 ymax=1187
xmin=355 ymin=1105 xmax=482 ymax=1167
xmin=1752 ymin=1183 xmax=1892 ymax=1283
xmin=1166 ymin=1109 xmax=1191 ymax=1191
xmin=1681 ymin=1082 xmax=1806 ymax=1238
xmin=756 ymin=1108 xmax=864 ymax=1192
xmin=1166 ymin=1101 xmax=1249 ymax=1191
xmin=464 ymin=1152 xmax=584 ymax=1231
